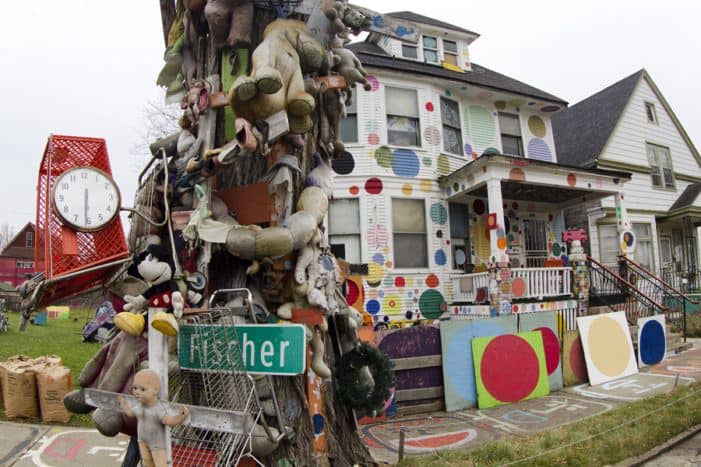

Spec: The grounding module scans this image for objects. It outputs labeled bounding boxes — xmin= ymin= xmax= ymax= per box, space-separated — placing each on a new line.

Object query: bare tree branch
xmin=0 ymin=223 xmax=17 ymax=251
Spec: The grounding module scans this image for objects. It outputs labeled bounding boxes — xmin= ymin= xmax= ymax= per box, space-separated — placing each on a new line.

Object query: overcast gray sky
xmin=0 ymin=0 xmax=699 ymax=232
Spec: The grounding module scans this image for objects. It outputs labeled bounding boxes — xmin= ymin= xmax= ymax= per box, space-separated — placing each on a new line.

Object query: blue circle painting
xmin=639 ymin=319 xmax=665 ymax=365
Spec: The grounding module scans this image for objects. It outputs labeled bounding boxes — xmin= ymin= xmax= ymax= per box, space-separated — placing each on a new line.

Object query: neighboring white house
xmin=330 ymin=11 xmax=632 ymax=326
xmin=554 ymin=70 xmax=701 ymax=289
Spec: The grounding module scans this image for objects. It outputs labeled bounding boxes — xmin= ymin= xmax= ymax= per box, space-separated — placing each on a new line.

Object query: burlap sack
xmin=2 ymin=361 xmax=39 ymax=418
xmin=1 ymin=355 xmax=34 ymax=412
xmin=33 ymin=355 xmax=63 ymax=367
xmin=36 ymin=365 xmax=72 ymax=423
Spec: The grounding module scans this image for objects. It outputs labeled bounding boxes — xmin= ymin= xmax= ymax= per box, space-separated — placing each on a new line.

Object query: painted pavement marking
xmin=647 ymin=347 xmax=701 ymax=381
xmin=566 ymin=373 xmax=694 ymax=402
xmin=17 ymin=428 xmax=129 ymax=467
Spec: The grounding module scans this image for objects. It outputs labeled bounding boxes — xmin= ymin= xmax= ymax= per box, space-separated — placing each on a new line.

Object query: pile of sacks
xmin=0 ymin=354 xmax=72 ymax=423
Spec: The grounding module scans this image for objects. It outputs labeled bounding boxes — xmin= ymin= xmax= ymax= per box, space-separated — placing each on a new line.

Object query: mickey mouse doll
xmin=114 ymin=244 xmax=184 ymax=337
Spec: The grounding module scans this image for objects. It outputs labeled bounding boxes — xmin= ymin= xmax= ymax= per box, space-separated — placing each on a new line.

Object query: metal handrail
xmin=587 ymin=256 xmax=667 ymax=311
xmin=618 ymin=254 xmax=700 ymax=304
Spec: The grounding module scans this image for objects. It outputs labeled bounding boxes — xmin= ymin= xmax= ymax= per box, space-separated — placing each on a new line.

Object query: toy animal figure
xmin=229 ymin=19 xmax=329 ymax=134
xmin=114 ymin=244 xmax=184 ymax=337
xmin=203 ymin=0 xmax=254 ymax=50
xmin=118 ymin=369 xmax=189 ymax=467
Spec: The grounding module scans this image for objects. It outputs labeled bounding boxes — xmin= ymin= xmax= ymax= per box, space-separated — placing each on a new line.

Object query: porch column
xmin=486 ymin=178 xmax=512 ymax=315
xmin=615 ymin=192 xmax=634 ymax=261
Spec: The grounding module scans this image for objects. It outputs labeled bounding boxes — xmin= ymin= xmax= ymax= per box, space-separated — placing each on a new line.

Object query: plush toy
xmin=229 ymin=19 xmax=329 ymax=134
xmin=118 ymin=369 xmax=189 ymax=467
xmin=332 ymin=46 xmax=372 ymax=93
xmin=203 ymin=0 xmax=254 ymax=50
xmin=114 ymin=244 xmax=184 ymax=337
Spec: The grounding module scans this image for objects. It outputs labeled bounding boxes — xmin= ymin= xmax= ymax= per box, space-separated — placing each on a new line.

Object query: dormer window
xmin=645 ymin=102 xmax=658 ymax=124
xmin=498 ymin=113 xmax=524 ymax=156
xmin=443 ymin=40 xmax=458 ymax=66
xmin=423 ymin=36 xmax=439 ymax=63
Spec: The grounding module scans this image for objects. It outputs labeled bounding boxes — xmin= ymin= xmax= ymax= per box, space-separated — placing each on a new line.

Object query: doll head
xmin=132 ymin=369 xmax=161 ymax=406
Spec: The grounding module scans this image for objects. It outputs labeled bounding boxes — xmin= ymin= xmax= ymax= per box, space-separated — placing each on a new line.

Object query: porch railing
xmin=450 ymin=267 xmax=572 ymax=303
xmin=661 ymin=266 xmax=701 ymax=293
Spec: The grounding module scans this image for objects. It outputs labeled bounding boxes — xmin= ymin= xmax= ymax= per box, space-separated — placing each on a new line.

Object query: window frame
xmin=449 ymin=202 xmax=470 ymax=271
xmin=645 ymin=102 xmax=658 ymax=124
xmin=498 ymin=112 xmax=524 ymax=157
xmin=401 ymin=43 xmax=418 ymax=60
xmin=443 ymin=39 xmax=459 ymax=66
xmin=440 ymin=96 xmax=463 ymax=155
xmin=391 ymin=197 xmax=428 ymax=269
xmin=327 ymin=198 xmax=361 ymax=264
xmin=422 ymin=35 xmax=439 ymax=64
xmin=25 ymin=230 xmax=34 ymax=248
xmin=339 ymin=94 xmax=358 ymax=143
xmin=385 ymin=86 xmax=421 ymax=147
xmin=646 ymin=142 xmax=675 ymax=190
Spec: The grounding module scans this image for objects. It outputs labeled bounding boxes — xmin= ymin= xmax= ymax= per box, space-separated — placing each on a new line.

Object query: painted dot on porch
xmin=392 ymin=148 xmax=421 ymax=177
xmin=640 ymin=319 xmax=666 ymax=365
xmin=401 ymin=184 xmax=413 ymax=196
xmin=567 ymin=173 xmax=577 ymax=187
xmin=464 ymin=143 xmax=473 ymax=156
xmin=476 ymin=90 xmax=493 ymax=100
xmin=480 ymin=335 xmax=540 ymax=402
xmin=528 ymin=139 xmax=552 ymax=162
xmin=349 ymin=186 xmax=359 ymax=195
xmin=475 ymin=287 xmax=488 ymax=303
xmin=394 ymin=277 xmax=405 ymax=288
xmin=535 ymin=327 xmax=561 ymax=375
xmin=528 ymin=116 xmax=546 ymax=137
xmin=332 ymin=151 xmax=355 ymax=175
xmin=365 ymin=177 xmax=383 ymax=194
xmin=434 ymin=249 xmax=447 ymax=266
xmin=366 ymin=299 xmax=381 ymax=315
xmin=455 ymin=249 xmax=466 ymax=266
xmin=425 ymin=126 xmax=441 ymax=145
xmin=509 ymin=168 xmax=526 ymax=181
xmin=436 ymin=230 xmax=443 ymax=238
xmin=375 ymin=146 xmax=392 ymax=168
xmin=386 ymin=260 xmax=393 ymax=268
xmin=512 ymin=277 xmax=526 ymax=298
xmin=367 ymin=133 xmax=380 ymax=145
xmin=430 ymin=203 xmax=448 ymax=224
xmin=366 ymin=75 xmax=380 ymax=91
xmin=540 ymin=105 xmax=560 ymax=112
xmin=426 ymin=274 xmax=440 ymax=288
xmin=494 ymin=100 xmax=506 ymax=110
xmin=437 ymin=155 xmax=450 ymax=174
xmin=378 ymin=289 xmax=386 ymax=297
xmin=405 ymin=311 xmax=414 ymax=319
xmin=497 ymin=238 xmax=507 ymax=250
xmin=425 ymin=102 xmax=434 ymax=112
xmin=423 ymin=157 xmax=432 ymax=167
xmin=418 ymin=289 xmax=445 ymax=319
xmin=372 ymin=253 xmax=385 ymax=264
xmin=313 ymin=414 xmax=325 ymax=434
xmin=383 ymin=294 xmax=403 ymax=314
xmin=473 ymin=199 xmax=486 ymax=215
xmin=368 ymin=289 xmax=378 ymax=299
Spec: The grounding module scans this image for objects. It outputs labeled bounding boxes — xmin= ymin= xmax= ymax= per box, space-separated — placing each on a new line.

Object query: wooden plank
xmin=397 ymin=399 xmax=444 ymax=417
xmin=292 ymin=307 xmax=324 ymax=326
xmin=391 ymin=355 xmax=442 ymax=371
xmin=396 ymin=386 xmax=443 ymax=402
xmin=216 ymin=182 xmax=271 ymax=225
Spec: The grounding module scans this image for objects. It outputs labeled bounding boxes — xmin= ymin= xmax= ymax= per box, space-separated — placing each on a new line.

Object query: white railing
xmin=511 ymin=267 xmax=572 ymax=300
xmin=451 ymin=267 xmax=572 ymax=303
xmin=451 ymin=272 xmax=490 ymax=303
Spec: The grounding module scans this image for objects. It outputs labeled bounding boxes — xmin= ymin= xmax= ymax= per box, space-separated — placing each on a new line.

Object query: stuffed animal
xmin=114 ymin=244 xmax=184 ymax=337
xmin=203 ymin=0 xmax=254 ymax=50
xmin=228 ymin=19 xmax=329 ymax=134
xmin=118 ymin=369 xmax=189 ymax=467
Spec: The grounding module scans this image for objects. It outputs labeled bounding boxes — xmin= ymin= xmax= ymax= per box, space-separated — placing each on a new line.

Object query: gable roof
xmin=385 ymin=11 xmax=479 ymax=37
xmin=348 ymin=42 xmax=567 ymax=105
xmin=552 ymin=70 xmax=643 ymax=168
xmin=0 ymin=222 xmax=34 ymax=258
xmin=670 ymin=183 xmax=701 ymax=211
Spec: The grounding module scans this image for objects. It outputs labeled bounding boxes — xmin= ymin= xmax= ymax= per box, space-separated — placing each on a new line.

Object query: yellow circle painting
xmin=587 ymin=316 xmax=631 ymax=377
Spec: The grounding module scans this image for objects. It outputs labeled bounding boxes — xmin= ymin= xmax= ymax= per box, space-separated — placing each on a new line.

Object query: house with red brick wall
xmin=0 ymin=222 xmax=39 ymax=287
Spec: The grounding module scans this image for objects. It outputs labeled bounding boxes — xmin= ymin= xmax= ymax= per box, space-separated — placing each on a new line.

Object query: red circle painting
xmin=394 ymin=277 xmax=406 ymax=288
xmin=569 ymin=335 xmax=588 ymax=381
xmin=345 ymin=279 xmax=360 ymax=306
xmin=512 ymin=277 xmax=526 ymax=298
xmin=535 ymin=326 xmax=561 ymax=375
xmin=567 ymin=173 xmax=577 ymax=187
xmin=480 ymin=335 xmax=540 ymax=402
xmin=425 ymin=274 xmax=440 ymax=288
xmin=365 ymin=177 xmax=383 ymax=194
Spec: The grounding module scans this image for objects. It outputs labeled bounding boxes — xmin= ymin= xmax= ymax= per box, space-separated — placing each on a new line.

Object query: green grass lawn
xmin=0 ymin=310 xmax=99 ymax=426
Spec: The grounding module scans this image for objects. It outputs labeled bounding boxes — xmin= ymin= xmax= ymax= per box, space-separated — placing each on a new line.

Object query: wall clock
xmin=52 ymin=166 xmax=121 ymax=232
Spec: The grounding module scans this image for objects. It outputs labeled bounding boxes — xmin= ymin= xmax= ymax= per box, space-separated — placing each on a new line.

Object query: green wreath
xmin=335 ymin=342 xmax=395 ymax=412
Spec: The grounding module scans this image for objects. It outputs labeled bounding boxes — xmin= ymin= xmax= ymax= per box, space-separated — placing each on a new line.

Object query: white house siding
xmin=599 ymin=175 xmax=694 ymax=213
xmin=589 ymin=213 xmax=660 ymax=272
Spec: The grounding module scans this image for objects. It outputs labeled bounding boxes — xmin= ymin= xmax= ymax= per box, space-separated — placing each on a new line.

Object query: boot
xmin=114 ymin=312 xmax=145 ymax=336
xmin=151 ymin=311 xmax=179 ymax=336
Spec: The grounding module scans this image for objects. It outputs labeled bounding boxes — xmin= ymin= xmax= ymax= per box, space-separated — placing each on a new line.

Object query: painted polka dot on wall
xmin=494 ymin=100 xmax=506 ymax=110
xmin=435 ymin=249 xmax=447 ymax=266
xmin=394 ymin=277 xmax=405 ymax=288
xmin=464 ymin=143 xmax=473 ymax=156
xmin=366 ymin=299 xmax=380 ymax=315
xmin=366 ymin=75 xmax=380 ymax=91
xmin=540 ymin=105 xmax=560 ymax=113
xmin=430 ymin=203 xmax=448 ymax=224
xmin=418 ymin=289 xmax=446 ymax=319
xmin=528 ymin=116 xmax=546 ymax=138
xmin=383 ymin=294 xmax=403 ymax=314
xmin=365 ymin=177 xmax=383 ymax=194
xmin=375 ymin=146 xmax=392 ymax=168
xmin=527 ymin=139 xmax=552 ymax=162
xmin=425 ymin=102 xmax=434 ymax=112
xmin=368 ymin=133 xmax=380 ymax=145
xmin=426 ymin=274 xmax=440 ymax=288
xmin=392 ymin=148 xmax=421 ymax=177
xmin=402 ymin=183 xmax=413 ymax=195
xmin=349 ymin=186 xmax=359 ymax=195
xmin=420 ymin=180 xmax=432 ymax=192
xmin=437 ymin=155 xmax=450 ymax=174
xmin=423 ymin=157 xmax=432 ymax=167
xmin=567 ymin=173 xmax=577 ymax=187
xmin=372 ymin=252 xmax=385 ymax=264
xmin=332 ymin=151 xmax=355 ymax=175
xmin=509 ymin=168 xmax=526 ymax=181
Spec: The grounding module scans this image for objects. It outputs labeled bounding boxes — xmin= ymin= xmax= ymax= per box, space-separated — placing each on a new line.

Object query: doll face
xmin=132 ymin=372 xmax=159 ymax=405
xmin=137 ymin=253 xmax=172 ymax=286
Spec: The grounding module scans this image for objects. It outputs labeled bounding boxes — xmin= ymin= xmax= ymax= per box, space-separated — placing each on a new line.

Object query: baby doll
xmin=118 ymin=369 xmax=189 ymax=467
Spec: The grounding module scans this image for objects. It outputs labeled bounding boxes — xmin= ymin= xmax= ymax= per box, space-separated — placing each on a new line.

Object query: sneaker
xmin=114 ymin=312 xmax=145 ymax=336
xmin=151 ymin=311 xmax=179 ymax=336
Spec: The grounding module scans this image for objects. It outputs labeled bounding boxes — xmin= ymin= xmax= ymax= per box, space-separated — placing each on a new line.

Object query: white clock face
xmin=53 ymin=167 xmax=121 ymax=231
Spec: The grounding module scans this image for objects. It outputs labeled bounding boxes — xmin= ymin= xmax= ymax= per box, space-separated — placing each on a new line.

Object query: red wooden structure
xmin=35 ymin=135 xmax=130 ymax=305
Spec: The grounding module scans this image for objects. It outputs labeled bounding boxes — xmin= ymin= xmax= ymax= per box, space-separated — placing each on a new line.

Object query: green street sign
xmin=179 ymin=324 xmax=306 ymax=375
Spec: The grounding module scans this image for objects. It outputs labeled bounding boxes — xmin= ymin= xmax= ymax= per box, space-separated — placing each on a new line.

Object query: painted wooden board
xmin=637 ymin=315 xmax=666 ymax=367
xmin=518 ymin=311 xmax=563 ymax=391
xmin=577 ymin=312 xmax=638 ymax=386
xmin=562 ymin=330 xmax=588 ymax=386
xmin=472 ymin=331 xmax=550 ymax=409
xmin=439 ymin=315 xmax=517 ymax=411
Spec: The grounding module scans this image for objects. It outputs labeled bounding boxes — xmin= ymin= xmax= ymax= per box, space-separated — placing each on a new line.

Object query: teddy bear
xmin=203 ymin=0 xmax=254 ymax=50
xmin=114 ymin=244 xmax=184 ymax=337
xmin=228 ymin=19 xmax=330 ymax=135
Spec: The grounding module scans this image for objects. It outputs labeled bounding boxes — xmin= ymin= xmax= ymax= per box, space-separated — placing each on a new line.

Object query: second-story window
xmin=25 ymin=230 xmax=34 ymax=248
xmin=423 ymin=36 xmax=439 ymax=63
xmin=441 ymin=97 xmax=463 ymax=154
xmin=386 ymin=87 xmax=420 ymax=147
xmin=443 ymin=40 xmax=458 ymax=66
xmin=449 ymin=202 xmax=470 ymax=271
xmin=340 ymin=96 xmax=357 ymax=143
xmin=498 ymin=113 xmax=524 ymax=156
xmin=328 ymin=199 xmax=361 ymax=263
xmin=402 ymin=43 xmax=418 ymax=59
xmin=645 ymin=102 xmax=658 ymax=124
xmin=392 ymin=198 xmax=428 ymax=268
xmin=647 ymin=143 xmax=675 ymax=189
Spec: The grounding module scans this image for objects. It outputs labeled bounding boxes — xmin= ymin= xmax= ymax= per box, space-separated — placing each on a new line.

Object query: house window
xmin=328 ymin=199 xmax=361 ymax=263
xmin=634 ymin=224 xmax=655 ymax=271
xmin=449 ymin=203 xmax=470 ymax=270
xmin=392 ymin=198 xmax=427 ymax=268
xmin=339 ymin=95 xmax=357 ymax=143
xmin=25 ymin=230 xmax=33 ymax=248
xmin=645 ymin=102 xmax=658 ymax=124
xmin=386 ymin=87 xmax=420 ymax=147
xmin=443 ymin=40 xmax=458 ymax=66
xmin=441 ymin=97 xmax=463 ymax=155
xmin=402 ymin=44 xmax=418 ymax=59
xmin=423 ymin=36 xmax=439 ymax=63
xmin=16 ymin=261 xmax=34 ymax=269
xmin=599 ymin=224 xmax=655 ymax=270
xmin=498 ymin=113 xmax=523 ymax=156
xmin=646 ymin=143 xmax=674 ymax=188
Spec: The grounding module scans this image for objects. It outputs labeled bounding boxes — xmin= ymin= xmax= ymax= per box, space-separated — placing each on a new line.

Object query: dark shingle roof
xmin=552 ymin=70 xmax=644 ymax=167
xmin=348 ymin=42 xmax=567 ymax=105
xmin=670 ymin=183 xmax=701 ymax=211
xmin=385 ymin=11 xmax=479 ymax=37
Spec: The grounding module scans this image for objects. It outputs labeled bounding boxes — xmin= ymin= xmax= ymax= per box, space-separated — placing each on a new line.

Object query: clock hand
xmin=84 ymin=188 xmax=88 ymax=226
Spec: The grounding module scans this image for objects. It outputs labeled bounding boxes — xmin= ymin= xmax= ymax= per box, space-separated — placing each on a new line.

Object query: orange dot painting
xmin=497 ymin=238 xmax=507 ymax=250
xmin=349 ymin=186 xmax=359 ymax=195
xmin=509 ymin=168 xmax=526 ymax=181
xmin=426 ymin=274 xmax=440 ymax=288
xmin=512 ymin=277 xmax=526 ymax=297
xmin=567 ymin=173 xmax=577 ymax=187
